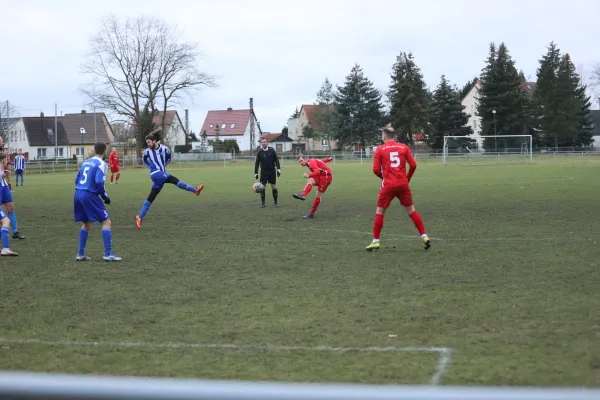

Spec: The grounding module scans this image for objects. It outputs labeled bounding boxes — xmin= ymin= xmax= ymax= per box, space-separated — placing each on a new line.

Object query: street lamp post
xmin=80 ymin=127 xmax=86 ymax=160
xmin=492 ymin=110 xmax=497 ymax=153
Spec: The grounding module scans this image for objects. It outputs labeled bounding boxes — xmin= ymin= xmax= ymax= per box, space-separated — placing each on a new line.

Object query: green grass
xmin=0 ymin=158 xmax=599 ymax=386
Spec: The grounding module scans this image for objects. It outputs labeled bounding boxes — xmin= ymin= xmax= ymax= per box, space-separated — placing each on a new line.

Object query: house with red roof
xmin=287 ymin=104 xmax=338 ymax=153
xmin=199 ymin=107 xmax=261 ymax=151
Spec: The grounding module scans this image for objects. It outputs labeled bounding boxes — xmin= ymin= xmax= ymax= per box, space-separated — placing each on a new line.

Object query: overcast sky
xmin=1 ymin=0 xmax=599 ymax=134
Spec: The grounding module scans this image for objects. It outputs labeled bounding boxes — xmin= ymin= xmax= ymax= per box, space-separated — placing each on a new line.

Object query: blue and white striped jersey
xmin=143 ymin=145 xmax=171 ymax=175
xmin=14 ymin=155 xmax=25 ymax=170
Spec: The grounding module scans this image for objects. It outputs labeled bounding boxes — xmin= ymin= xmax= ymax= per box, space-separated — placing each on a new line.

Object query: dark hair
xmin=94 ymin=142 xmax=107 ymax=155
xmin=145 ymin=128 xmax=163 ymax=142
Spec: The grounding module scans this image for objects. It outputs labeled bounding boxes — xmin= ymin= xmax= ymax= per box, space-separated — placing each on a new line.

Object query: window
xmin=76 ymin=147 xmax=84 ymax=156
xmin=56 ymin=148 xmax=64 ymax=157
xmin=37 ymin=148 xmax=47 ymax=158
xmin=209 ymin=124 xmax=214 ymax=128
xmin=221 ymin=124 xmax=226 ymax=129
xmin=322 ymin=139 xmax=329 ymax=145
xmin=230 ymin=124 xmax=236 ymax=129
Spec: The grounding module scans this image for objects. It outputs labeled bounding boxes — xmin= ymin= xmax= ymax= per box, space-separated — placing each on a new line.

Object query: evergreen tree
xmin=387 ymin=52 xmax=430 ymax=144
xmin=333 ymin=64 xmax=384 ymax=148
xmin=534 ymin=41 xmax=562 ymax=147
xmin=535 ymin=43 xmax=594 ymax=148
xmin=290 ymin=107 xmax=300 ymax=119
xmin=476 ymin=42 xmax=526 ymax=151
xmin=459 ymin=77 xmax=479 ymax=99
xmin=311 ymin=77 xmax=338 ymax=151
xmin=518 ymin=70 xmax=527 ymax=82
xmin=429 ymin=75 xmax=474 ymax=150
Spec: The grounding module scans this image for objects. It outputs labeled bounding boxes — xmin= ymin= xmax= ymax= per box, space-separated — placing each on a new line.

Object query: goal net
xmin=442 ymin=135 xmax=533 ymax=165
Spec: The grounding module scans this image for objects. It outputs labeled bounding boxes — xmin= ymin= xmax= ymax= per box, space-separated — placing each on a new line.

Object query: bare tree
xmin=81 ymin=15 xmax=217 ymax=155
xmin=590 ymin=62 xmax=600 ymax=107
xmin=0 ymin=101 xmax=19 ymax=143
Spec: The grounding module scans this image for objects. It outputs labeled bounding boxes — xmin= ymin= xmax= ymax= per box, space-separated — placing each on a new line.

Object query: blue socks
xmin=78 ymin=229 xmax=89 ymax=255
xmin=1 ymin=226 xmax=9 ymax=248
xmin=102 ymin=228 xmax=112 ymax=256
xmin=7 ymin=211 xmax=17 ymax=234
xmin=177 ymin=181 xmax=196 ymax=193
xmin=19 ymin=176 xmax=23 ymax=185
xmin=139 ymin=200 xmax=151 ymax=219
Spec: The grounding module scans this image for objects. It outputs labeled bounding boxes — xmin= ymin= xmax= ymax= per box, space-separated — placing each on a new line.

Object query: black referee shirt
xmin=254 ymin=147 xmax=280 ymax=174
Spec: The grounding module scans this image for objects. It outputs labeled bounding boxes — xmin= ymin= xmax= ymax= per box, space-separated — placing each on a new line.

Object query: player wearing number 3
xmin=73 ymin=142 xmax=121 ymax=261
xmin=365 ymin=125 xmax=430 ymax=251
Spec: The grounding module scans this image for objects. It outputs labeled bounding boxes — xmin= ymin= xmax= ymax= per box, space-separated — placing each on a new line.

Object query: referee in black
xmin=254 ymin=137 xmax=281 ymax=208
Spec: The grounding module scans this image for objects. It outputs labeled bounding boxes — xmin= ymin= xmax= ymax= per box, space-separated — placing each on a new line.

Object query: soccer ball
xmin=253 ymin=182 xmax=264 ymax=193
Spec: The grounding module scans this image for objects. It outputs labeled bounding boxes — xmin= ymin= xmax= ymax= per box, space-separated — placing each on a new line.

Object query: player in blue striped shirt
xmin=13 ymin=150 xmax=25 ymax=186
xmin=135 ymin=130 xmax=204 ymax=229
xmin=74 ymin=142 xmax=121 ymax=261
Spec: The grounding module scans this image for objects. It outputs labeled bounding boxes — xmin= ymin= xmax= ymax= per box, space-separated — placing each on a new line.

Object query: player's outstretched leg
xmin=167 ymin=175 xmax=204 ymax=196
xmin=76 ymin=222 xmax=91 ymax=261
xmin=304 ymin=192 xmax=324 ymax=219
xmin=0 ymin=214 xmax=17 ymax=256
xmin=366 ymin=211 xmax=384 ymax=251
xmin=136 ymin=187 xmax=161 ymax=229
xmin=101 ymin=218 xmax=121 ymax=261
xmin=406 ymin=206 xmax=430 ymax=250
xmin=293 ymin=180 xmax=313 ymax=201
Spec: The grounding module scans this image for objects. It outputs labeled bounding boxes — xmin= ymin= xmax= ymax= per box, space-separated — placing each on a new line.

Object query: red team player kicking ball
xmin=292 ymin=154 xmax=334 ymax=218
xmin=108 ymin=149 xmax=120 ymax=184
xmin=365 ymin=125 xmax=430 ymax=251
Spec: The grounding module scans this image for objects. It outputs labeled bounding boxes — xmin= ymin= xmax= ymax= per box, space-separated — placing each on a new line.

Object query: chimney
xmin=40 ymin=112 xmax=44 ymax=118
xmin=81 ymin=110 xmax=86 ymax=114
xmin=227 ymin=107 xmax=233 ymax=111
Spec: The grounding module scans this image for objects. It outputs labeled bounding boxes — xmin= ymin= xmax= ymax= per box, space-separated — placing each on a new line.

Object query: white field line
xmin=105 ymin=224 xmax=586 ymax=242
xmin=0 ymin=338 xmax=452 ymax=386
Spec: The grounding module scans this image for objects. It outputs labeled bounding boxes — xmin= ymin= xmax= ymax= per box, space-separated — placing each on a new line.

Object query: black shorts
xmin=260 ymin=169 xmax=276 ymax=185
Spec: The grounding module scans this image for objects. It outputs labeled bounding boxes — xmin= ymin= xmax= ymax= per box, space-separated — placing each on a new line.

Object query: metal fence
xmin=0 ymin=372 xmax=599 ymax=400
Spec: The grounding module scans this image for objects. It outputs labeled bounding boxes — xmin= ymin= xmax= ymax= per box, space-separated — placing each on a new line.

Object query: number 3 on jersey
xmin=79 ymin=166 xmax=90 ymax=184
xmin=390 ymin=152 xmax=400 ymax=168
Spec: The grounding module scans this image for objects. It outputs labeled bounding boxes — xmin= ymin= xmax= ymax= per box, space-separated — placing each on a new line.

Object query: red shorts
xmin=313 ymin=175 xmax=332 ymax=193
xmin=377 ymin=183 xmax=413 ymax=208
xmin=110 ymin=165 xmax=120 ymax=173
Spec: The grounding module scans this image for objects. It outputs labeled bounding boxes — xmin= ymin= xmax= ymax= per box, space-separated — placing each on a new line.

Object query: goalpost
xmin=442 ymin=135 xmax=533 ymax=165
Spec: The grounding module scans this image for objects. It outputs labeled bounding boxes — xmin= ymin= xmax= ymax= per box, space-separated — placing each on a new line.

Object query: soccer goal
xmin=442 ymin=135 xmax=533 ymax=165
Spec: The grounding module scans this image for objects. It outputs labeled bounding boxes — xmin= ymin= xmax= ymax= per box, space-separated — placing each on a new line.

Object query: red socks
xmin=302 ymin=183 xmax=312 ymax=196
xmin=373 ymin=214 xmax=384 ymax=240
xmin=110 ymin=174 xmax=114 ymax=183
xmin=409 ymin=211 xmax=426 ymax=235
xmin=310 ymin=197 xmax=321 ymax=214
xmin=116 ymin=173 xmax=120 ymax=182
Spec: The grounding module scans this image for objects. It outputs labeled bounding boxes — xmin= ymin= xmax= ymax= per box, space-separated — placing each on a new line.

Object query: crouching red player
xmin=366 ymin=125 xmax=430 ymax=251
xmin=292 ymin=154 xmax=333 ymax=219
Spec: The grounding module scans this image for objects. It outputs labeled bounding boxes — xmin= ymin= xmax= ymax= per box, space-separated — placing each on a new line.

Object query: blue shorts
xmin=0 ymin=184 xmax=12 ymax=204
xmin=74 ymin=190 xmax=109 ymax=223
xmin=15 ymin=169 xmax=23 ymax=176
xmin=150 ymin=171 xmax=171 ymax=189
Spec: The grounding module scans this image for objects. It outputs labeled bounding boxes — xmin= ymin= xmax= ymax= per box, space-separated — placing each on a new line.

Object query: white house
xmin=260 ymin=132 xmax=294 ymax=153
xmin=153 ymin=110 xmax=186 ymax=148
xmin=591 ymin=110 xmax=600 ymax=147
xmin=199 ymin=107 xmax=261 ymax=151
xmin=461 ymin=80 xmax=537 ymax=149
xmin=5 ymin=114 xmax=69 ymax=160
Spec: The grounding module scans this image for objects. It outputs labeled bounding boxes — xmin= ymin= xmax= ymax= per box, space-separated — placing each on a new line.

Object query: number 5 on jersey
xmin=390 ymin=152 xmax=400 ymax=168
xmin=80 ymin=166 xmax=90 ymax=184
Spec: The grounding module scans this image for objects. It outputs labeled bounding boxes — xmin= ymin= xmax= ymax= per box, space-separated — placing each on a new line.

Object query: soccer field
xmin=0 ymin=158 xmax=599 ymax=387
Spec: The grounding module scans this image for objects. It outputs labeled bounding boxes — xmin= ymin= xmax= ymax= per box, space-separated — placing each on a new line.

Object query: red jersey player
xmin=292 ymin=154 xmax=333 ymax=218
xmin=108 ymin=149 xmax=121 ymax=184
xmin=365 ymin=125 xmax=430 ymax=251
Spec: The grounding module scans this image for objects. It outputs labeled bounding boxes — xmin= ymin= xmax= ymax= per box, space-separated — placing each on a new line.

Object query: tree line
xmin=299 ymin=41 xmax=595 ymax=151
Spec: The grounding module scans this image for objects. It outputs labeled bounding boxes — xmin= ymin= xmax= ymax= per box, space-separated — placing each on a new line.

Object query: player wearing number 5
xmin=365 ymin=125 xmax=430 ymax=251
xmin=74 ymin=142 xmax=121 ymax=261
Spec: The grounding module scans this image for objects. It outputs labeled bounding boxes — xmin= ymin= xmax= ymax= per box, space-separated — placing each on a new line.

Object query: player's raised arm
xmin=406 ymin=147 xmax=417 ymax=182
xmin=372 ymin=148 xmax=383 ymax=179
